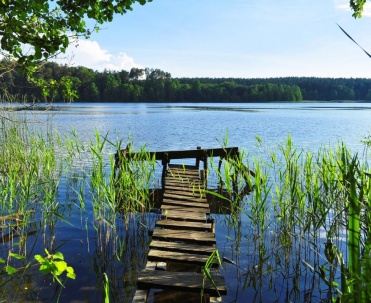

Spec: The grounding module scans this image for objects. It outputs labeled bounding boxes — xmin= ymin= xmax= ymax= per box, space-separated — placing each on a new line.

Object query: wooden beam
xmin=147 ymin=249 xmax=220 ymax=267
xmin=155 ymin=219 xmax=212 ymax=231
xmin=162 ymin=210 xmax=207 ymax=222
xmin=149 ymin=240 xmax=216 ymax=255
xmin=132 ymin=290 xmax=148 ymax=303
xmin=116 ymin=147 xmax=239 ymax=163
xmin=137 ymin=270 xmax=227 ymax=296
xmin=161 ymin=205 xmax=210 ymax=214
xmin=152 ymin=229 xmax=216 ymax=244
xmin=162 ymin=199 xmax=209 ymax=209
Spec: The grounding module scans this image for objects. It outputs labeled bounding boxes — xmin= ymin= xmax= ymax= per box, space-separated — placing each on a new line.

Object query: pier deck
xmin=133 ymin=165 xmax=226 ymax=302
xmin=115 ymin=146 xmax=254 ymax=302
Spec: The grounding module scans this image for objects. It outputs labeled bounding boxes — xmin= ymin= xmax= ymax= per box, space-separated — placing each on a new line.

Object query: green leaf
xmin=0 ymin=258 xmax=5 ymax=264
xmin=34 ymin=254 xmax=43 ymax=263
xmin=66 ymin=266 xmax=76 ymax=279
xmin=39 ymin=263 xmax=52 ymax=274
xmin=54 ymin=261 xmax=67 ymax=275
xmin=5 ymin=266 xmax=18 ymax=275
xmin=9 ymin=252 xmax=25 ymax=260
xmin=53 ymin=252 xmax=64 ymax=261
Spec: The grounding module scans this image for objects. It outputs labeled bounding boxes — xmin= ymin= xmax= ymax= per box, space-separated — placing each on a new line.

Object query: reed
xmin=206 ymin=133 xmax=371 ymax=302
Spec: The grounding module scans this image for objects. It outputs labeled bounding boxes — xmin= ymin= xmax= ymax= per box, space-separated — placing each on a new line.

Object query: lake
xmin=2 ymin=102 xmax=371 ymax=302
xmin=30 ymin=102 xmax=371 ymax=152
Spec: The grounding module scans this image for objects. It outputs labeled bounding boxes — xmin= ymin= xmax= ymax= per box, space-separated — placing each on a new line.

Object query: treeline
xmin=2 ymin=61 xmax=371 ymax=102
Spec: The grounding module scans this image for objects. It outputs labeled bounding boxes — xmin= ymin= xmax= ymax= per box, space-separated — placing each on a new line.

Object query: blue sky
xmin=61 ymin=0 xmax=371 ymax=78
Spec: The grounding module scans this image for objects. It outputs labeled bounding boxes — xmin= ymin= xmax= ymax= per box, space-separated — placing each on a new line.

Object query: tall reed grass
xmin=0 ymin=111 xmax=157 ymax=302
xmin=211 ymin=134 xmax=371 ymax=302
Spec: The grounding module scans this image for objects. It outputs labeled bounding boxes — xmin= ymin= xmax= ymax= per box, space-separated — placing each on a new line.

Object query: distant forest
xmin=2 ymin=62 xmax=371 ymax=102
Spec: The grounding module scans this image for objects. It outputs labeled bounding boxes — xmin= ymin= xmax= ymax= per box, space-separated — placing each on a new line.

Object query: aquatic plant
xmin=207 ymin=134 xmax=371 ymax=302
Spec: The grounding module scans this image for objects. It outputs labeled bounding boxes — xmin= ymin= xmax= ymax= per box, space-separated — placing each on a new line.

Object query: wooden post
xmin=161 ymin=153 xmax=169 ymax=190
xmin=195 ymin=146 xmax=201 ymax=168
xmin=203 ymin=150 xmax=208 ymax=187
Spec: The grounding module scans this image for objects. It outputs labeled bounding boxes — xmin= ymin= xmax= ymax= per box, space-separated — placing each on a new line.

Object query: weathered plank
xmin=152 ymin=229 xmax=216 ymax=244
xmin=162 ymin=210 xmax=206 ymax=222
xmin=165 ymin=178 xmax=201 ymax=187
xmin=137 ymin=270 xmax=227 ymax=296
xmin=155 ymin=219 xmax=212 ymax=231
xmin=116 ymin=146 xmax=239 ymax=163
xmin=132 ymin=289 xmax=148 ymax=303
xmin=153 ymin=291 xmax=204 ymax=303
xmin=165 ymin=189 xmax=205 ymax=199
xmin=162 ymin=199 xmax=209 ymax=209
xmin=164 ymin=185 xmax=204 ymax=194
xmin=165 ymin=178 xmax=205 ymax=189
xmin=147 ymin=249 xmax=219 ymax=267
xmin=144 ymin=261 xmax=167 ymax=271
xmin=149 ymin=240 xmax=216 ymax=255
xmin=161 ymin=205 xmax=210 ymax=214
xmin=163 ymin=192 xmax=207 ymax=203
xmin=166 ymin=173 xmax=200 ymax=180
xmin=168 ymin=168 xmax=200 ymax=177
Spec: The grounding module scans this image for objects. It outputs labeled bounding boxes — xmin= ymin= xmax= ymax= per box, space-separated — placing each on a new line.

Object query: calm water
xmin=31 ymin=102 xmax=371 ymax=153
xmin=3 ymin=102 xmax=371 ymax=302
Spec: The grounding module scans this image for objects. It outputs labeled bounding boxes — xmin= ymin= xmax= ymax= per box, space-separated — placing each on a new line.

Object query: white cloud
xmin=56 ymin=39 xmax=143 ymax=71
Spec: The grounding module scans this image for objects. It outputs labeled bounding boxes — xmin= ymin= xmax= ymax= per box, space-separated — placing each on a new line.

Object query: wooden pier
xmin=115 ymin=147 xmax=252 ymax=303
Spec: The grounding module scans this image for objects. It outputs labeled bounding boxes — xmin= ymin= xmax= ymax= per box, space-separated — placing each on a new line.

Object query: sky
xmin=58 ymin=0 xmax=371 ymax=79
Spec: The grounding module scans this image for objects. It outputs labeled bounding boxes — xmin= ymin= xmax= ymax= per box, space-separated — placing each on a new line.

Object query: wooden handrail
xmin=115 ymin=147 xmax=239 ymax=165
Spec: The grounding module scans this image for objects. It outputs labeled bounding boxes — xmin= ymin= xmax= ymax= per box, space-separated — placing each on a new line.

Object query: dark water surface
xmin=3 ymin=102 xmax=371 ymax=302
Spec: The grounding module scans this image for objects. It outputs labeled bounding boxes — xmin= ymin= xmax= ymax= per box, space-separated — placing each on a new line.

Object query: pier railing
xmin=115 ymin=146 xmax=240 ymax=189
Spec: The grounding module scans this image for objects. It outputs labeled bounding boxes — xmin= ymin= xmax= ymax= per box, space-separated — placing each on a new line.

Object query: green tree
xmin=0 ymin=0 xmax=152 ymax=103
xmin=0 ymin=0 xmax=152 ymax=72
xmin=350 ymin=0 xmax=367 ymax=18
xmin=129 ymin=67 xmax=145 ymax=80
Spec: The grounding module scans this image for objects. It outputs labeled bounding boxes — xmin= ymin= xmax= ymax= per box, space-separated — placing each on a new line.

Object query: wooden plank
xmin=168 ymin=165 xmax=199 ymax=171
xmin=166 ymin=173 xmax=200 ymax=179
xmin=165 ymin=179 xmax=203 ymax=186
xmin=210 ymin=296 xmax=223 ymax=302
xmin=149 ymin=240 xmax=216 ymax=255
xmin=164 ymin=185 xmax=204 ymax=194
xmin=165 ymin=179 xmax=204 ymax=187
xmin=117 ymin=146 xmax=239 ymax=162
xmin=155 ymin=219 xmax=212 ymax=231
xmin=152 ymin=229 xmax=216 ymax=244
xmin=163 ymin=192 xmax=207 ymax=203
xmin=168 ymin=168 xmax=200 ymax=176
xmin=147 ymin=249 xmax=219 ymax=267
xmin=145 ymin=261 xmax=167 ymax=271
xmin=132 ymin=289 xmax=148 ymax=303
xmin=153 ymin=291 xmax=202 ymax=303
xmin=165 ymin=178 xmax=201 ymax=186
xmin=162 ymin=210 xmax=206 ymax=222
xmin=165 ymin=189 xmax=205 ymax=198
xmin=162 ymin=199 xmax=209 ymax=209
xmin=166 ymin=175 xmax=199 ymax=182
xmin=161 ymin=205 xmax=210 ymax=214
xmin=137 ymin=270 xmax=227 ymax=296
xmin=165 ymin=174 xmax=201 ymax=181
